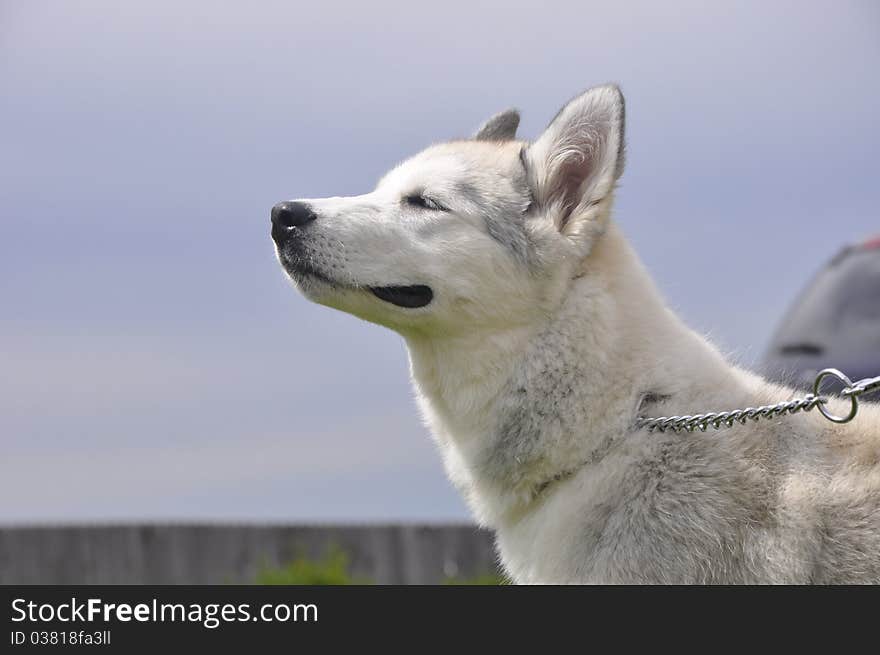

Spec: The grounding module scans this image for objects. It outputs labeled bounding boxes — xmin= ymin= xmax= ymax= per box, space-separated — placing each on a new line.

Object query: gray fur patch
xmin=638 ymin=391 xmax=670 ymax=410
xmin=480 ymin=328 xmax=592 ymax=490
xmin=457 ymin=177 xmax=534 ymax=266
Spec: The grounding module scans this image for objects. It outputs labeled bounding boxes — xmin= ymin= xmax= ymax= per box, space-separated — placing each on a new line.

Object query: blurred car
xmin=762 ymin=235 xmax=880 ymax=393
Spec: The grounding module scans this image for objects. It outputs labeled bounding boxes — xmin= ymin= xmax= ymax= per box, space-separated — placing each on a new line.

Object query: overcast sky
xmin=2 ymin=1 xmax=878 ymax=522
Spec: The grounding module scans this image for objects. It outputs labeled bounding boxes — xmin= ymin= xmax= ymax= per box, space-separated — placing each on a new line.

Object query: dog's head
xmin=272 ymin=85 xmax=625 ymax=335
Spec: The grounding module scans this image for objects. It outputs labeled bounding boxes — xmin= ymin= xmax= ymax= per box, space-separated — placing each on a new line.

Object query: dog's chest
xmin=491 ymin=452 xmax=635 ymax=583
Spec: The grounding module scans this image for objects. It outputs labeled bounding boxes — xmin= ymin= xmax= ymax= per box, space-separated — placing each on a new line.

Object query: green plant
xmin=255 ymin=546 xmax=372 ymax=585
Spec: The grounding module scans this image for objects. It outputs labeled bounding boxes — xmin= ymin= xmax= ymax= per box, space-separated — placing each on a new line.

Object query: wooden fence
xmin=0 ymin=524 xmax=499 ymax=585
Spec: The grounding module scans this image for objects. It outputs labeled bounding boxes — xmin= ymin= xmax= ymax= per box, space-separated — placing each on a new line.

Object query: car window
xmin=836 ymin=259 xmax=880 ymax=352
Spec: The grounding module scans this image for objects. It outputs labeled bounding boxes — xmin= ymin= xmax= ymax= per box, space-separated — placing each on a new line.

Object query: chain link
xmin=636 ymin=368 xmax=879 ymax=434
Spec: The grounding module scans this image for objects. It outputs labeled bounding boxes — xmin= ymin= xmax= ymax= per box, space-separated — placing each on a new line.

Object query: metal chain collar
xmin=636 ymin=368 xmax=880 ymax=434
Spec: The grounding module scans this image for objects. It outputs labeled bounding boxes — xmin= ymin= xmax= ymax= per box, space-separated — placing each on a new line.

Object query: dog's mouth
xmin=369 ymin=285 xmax=433 ymax=308
xmin=280 ymin=256 xmax=338 ymax=287
xmin=282 ymin=254 xmax=434 ymax=309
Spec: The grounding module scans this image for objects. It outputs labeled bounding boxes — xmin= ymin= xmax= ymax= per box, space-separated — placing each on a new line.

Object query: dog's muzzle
xmin=271 ymin=201 xmax=317 ymax=244
xmin=270 ymin=201 xmax=435 ymax=309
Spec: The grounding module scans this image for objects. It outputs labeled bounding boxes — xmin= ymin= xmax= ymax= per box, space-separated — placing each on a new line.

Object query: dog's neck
xmin=404 ymin=222 xmax=736 ymax=526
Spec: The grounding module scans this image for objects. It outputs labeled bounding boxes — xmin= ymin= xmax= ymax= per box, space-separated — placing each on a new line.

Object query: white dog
xmin=271 ymin=85 xmax=880 ymax=583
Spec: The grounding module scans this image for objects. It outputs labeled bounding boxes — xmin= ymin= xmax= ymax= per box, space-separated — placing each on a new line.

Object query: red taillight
xmin=859 ymin=235 xmax=880 ymax=250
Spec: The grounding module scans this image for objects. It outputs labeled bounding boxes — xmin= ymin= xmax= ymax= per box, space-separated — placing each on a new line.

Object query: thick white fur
xmin=275 ymin=85 xmax=880 ymax=583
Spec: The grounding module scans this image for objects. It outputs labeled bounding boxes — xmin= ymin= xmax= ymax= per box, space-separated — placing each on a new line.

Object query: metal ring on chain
xmin=636 ymin=367 xmax=878 ymax=433
xmin=812 ymin=368 xmax=859 ymax=424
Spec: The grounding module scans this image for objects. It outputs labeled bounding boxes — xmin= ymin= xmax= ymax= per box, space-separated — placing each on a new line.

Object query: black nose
xmin=271 ymin=201 xmax=317 ymax=230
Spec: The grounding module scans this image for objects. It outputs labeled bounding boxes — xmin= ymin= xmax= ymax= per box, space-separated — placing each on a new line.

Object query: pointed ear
xmin=473 ymin=109 xmax=520 ymax=141
xmin=525 ymin=85 xmax=625 ymax=234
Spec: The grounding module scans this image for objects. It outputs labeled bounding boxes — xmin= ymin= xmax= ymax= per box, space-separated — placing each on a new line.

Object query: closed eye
xmin=404 ymin=193 xmax=447 ymax=212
